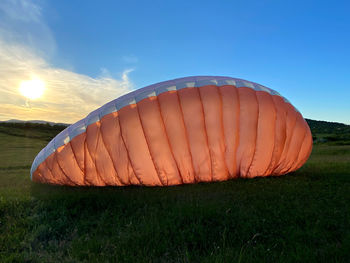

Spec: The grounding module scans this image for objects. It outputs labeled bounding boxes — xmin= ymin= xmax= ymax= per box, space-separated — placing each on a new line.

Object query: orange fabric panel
xmin=56 ymin=141 xmax=85 ymax=185
xmin=118 ymin=104 xmax=161 ymax=186
xmin=52 ymin=149 xmax=75 ymax=186
xmin=304 ymin=124 xmax=313 ymax=161
xmin=157 ymin=91 xmax=195 ymax=184
xmin=83 ymin=140 xmax=102 ymax=186
xmin=281 ymin=113 xmax=307 ymax=174
xmin=265 ymin=96 xmax=287 ymax=175
xmin=247 ymin=91 xmax=276 ymax=178
xmin=293 ymin=120 xmax=313 ymax=171
xmin=100 ymin=112 xmax=136 ymax=185
xmin=178 ymin=87 xmax=212 ymax=182
xmin=85 ymin=123 xmax=106 ymax=186
xmin=33 ymin=161 xmax=48 ymax=184
xmin=272 ymin=103 xmax=298 ymax=175
xmin=199 ymin=85 xmax=228 ymax=181
xmin=236 ymin=87 xmax=259 ymax=178
xmin=137 ymin=97 xmax=182 ymax=186
xmin=94 ymin=122 xmax=122 ymax=186
xmin=69 ymin=133 xmax=85 ymax=174
xmin=219 ymin=85 xmax=240 ymax=178
xmin=43 ymin=153 xmax=60 ymax=184
xmin=33 ymin=158 xmax=52 ymax=184
xmin=32 ymin=154 xmax=56 ymax=184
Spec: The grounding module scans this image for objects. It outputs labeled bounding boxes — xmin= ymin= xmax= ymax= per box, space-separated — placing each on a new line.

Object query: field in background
xmin=0 ymin=122 xmax=349 ymax=262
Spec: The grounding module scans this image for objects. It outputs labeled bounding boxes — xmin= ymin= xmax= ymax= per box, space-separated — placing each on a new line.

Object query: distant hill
xmin=305 ymin=119 xmax=350 ymax=145
xmin=0 ymin=119 xmax=69 ymax=126
xmin=0 ymin=120 xmax=68 ymax=142
xmin=305 ymin=119 xmax=350 ymax=135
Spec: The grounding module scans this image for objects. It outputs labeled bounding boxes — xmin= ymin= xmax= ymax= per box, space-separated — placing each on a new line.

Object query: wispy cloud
xmin=0 ymin=0 xmax=55 ymax=57
xmin=122 ymin=55 xmax=139 ymax=64
xmin=0 ymin=0 xmax=133 ymax=124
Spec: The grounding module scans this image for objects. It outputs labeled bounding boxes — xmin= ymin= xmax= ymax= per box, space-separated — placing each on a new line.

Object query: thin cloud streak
xmin=122 ymin=55 xmax=139 ymax=64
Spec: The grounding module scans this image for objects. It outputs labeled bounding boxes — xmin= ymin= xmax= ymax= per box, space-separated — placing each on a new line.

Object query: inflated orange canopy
xmin=31 ymin=76 xmax=312 ymax=186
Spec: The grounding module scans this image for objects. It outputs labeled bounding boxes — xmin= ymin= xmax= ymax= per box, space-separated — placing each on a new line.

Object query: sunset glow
xmin=19 ymin=78 xmax=45 ymax=100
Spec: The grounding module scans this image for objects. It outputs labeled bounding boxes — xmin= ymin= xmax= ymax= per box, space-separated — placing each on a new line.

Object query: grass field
xmin=0 ymin=124 xmax=349 ymax=262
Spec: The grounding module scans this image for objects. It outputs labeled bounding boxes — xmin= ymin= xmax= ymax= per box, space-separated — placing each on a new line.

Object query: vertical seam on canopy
xmin=35 ymin=170 xmax=47 ymax=184
xmin=247 ymin=90 xmax=260 ymax=177
xmin=37 ymin=161 xmax=49 ymax=184
xmin=54 ymin=151 xmax=77 ymax=186
xmin=78 ymin=122 xmax=87 ymax=185
xmin=265 ymin=94 xmax=279 ymax=176
xmin=68 ymin=141 xmax=85 ymax=185
xmin=218 ymin=86 xmax=229 ymax=178
xmin=135 ymin=99 xmax=164 ymax=186
xmin=45 ymin=160 xmax=57 ymax=184
xmin=82 ymin=119 xmax=94 ymax=185
xmin=296 ymin=124 xmax=312 ymax=170
xmin=155 ymin=93 xmax=184 ymax=185
xmin=43 ymin=146 xmax=56 ymax=184
xmin=115 ymin=115 xmax=136 ymax=185
xmin=83 ymin=136 xmax=89 ymax=185
xmin=293 ymin=134 xmax=307 ymax=170
xmin=93 ymin=124 xmax=108 ymax=185
xmin=84 ymin=123 xmax=107 ymax=186
xmin=279 ymin=114 xmax=299 ymax=174
xmin=282 ymin=109 xmax=298 ymax=174
xmin=271 ymin=100 xmax=289 ymax=175
xmin=283 ymin=114 xmax=307 ymax=174
xmin=197 ymin=86 xmax=213 ymax=182
xmin=273 ymin=107 xmax=297 ymax=174
xmin=69 ymin=141 xmax=83 ymax=173
xmin=288 ymin=122 xmax=307 ymax=173
xmin=216 ymin=85 xmax=229 ymax=179
xmin=175 ymin=88 xmax=196 ymax=183
xmin=52 ymin=137 xmax=76 ymax=185
xmin=236 ymin=86 xmax=242 ymax=178
xmin=43 ymin=159 xmax=53 ymax=184
xmin=260 ymin=92 xmax=277 ymax=176
xmin=234 ymin=86 xmax=241 ymax=178
xmin=99 ymin=119 xmax=124 ymax=186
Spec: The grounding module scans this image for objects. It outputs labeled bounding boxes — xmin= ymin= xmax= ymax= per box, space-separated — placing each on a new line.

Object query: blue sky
xmin=0 ymin=0 xmax=349 ymax=124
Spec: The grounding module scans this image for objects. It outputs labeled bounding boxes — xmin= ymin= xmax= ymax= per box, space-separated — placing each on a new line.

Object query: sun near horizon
xmin=19 ymin=78 xmax=45 ymax=100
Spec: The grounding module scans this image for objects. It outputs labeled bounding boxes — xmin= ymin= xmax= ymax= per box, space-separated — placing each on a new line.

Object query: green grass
xmin=0 ymin=126 xmax=349 ymax=262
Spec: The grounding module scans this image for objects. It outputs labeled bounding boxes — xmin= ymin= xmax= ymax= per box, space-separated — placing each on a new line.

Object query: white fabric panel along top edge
xmin=156 ymin=85 xmax=177 ymax=95
xmin=135 ymin=89 xmax=157 ymax=102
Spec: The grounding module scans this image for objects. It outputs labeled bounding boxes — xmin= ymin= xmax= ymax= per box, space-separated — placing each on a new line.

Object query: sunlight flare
xmin=19 ymin=78 xmax=45 ymax=100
